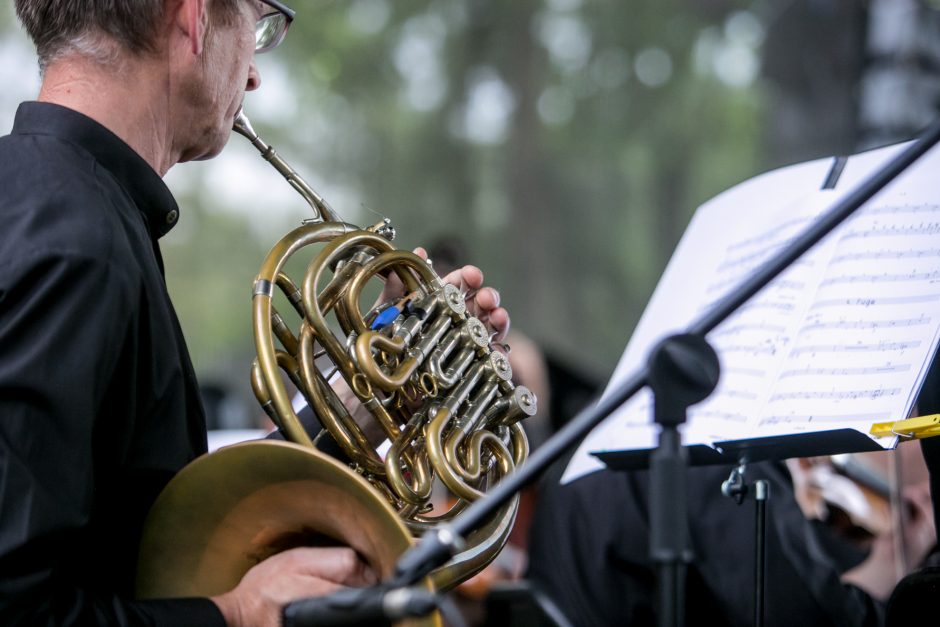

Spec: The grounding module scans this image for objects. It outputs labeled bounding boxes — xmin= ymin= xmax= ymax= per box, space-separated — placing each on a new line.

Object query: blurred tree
xmin=859 ymin=0 xmax=940 ymax=148
xmin=762 ymin=0 xmax=867 ymax=165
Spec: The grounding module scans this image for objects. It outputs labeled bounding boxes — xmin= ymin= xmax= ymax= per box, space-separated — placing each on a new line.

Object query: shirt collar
xmin=11 ymin=101 xmax=181 ymax=240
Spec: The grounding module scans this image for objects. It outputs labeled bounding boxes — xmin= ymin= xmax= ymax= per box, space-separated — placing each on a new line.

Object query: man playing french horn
xmin=0 ymin=1 xmax=510 ymax=625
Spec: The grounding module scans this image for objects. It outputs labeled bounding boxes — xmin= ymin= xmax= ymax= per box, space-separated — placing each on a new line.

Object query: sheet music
xmin=756 ymin=203 xmax=940 ymax=437
xmin=563 ymin=141 xmax=940 ymax=483
xmin=691 ymin=192 xmax=841 ymax=441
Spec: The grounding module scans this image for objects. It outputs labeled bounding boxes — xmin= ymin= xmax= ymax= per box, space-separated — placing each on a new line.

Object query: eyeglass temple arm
xmin=261 ymin=0 xmax=295 ymax=21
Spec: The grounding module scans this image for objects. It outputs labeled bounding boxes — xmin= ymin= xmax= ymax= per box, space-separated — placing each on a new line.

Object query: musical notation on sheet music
xmin=686 ymin=199 xmax=940 ymax=439
xmin=768 ymin=387 xmax=902 ymax=402
xmin=789 ymin=340 xmax=922 ymax=356
xmin=830 ymin=248 xmax=940 ymax=264
xmin=820 ymin=271 xmax=940 ymax=287
xmin=797 ymin=316 xmax=930 ymax=333
xmin=756 ymin=202 xmax=940 ymax=437
xmin=760 ymin=412 xmax=895 ymax=427
xmin=690 ymin=195 xmax=835 ymax=435
xmin=778 ymin=363 xmax=912 ymax=378
xmin=811 ymin=293 xmax=940 ymax=309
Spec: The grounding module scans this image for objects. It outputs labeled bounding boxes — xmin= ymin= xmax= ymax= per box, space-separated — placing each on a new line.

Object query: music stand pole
xmin=721 ymin=466 xmax=770 ymax=627
xmin=647 ymin=334 xmax=720 ymax=627
xmin=755 ymin=480 xmax=769 ymax=627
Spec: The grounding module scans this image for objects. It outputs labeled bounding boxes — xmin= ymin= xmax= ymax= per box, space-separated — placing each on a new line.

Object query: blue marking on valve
xmin=371 ymin=305 xmax=401 ymax=330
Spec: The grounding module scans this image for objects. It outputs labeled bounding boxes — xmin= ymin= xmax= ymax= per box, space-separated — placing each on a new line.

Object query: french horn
xmin=135 ymin=109 xmax=537 ymax=612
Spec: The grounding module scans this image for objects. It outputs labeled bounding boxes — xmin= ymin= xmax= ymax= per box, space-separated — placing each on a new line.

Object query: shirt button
xmin=166 ymin=209 xmax=179 ymax=224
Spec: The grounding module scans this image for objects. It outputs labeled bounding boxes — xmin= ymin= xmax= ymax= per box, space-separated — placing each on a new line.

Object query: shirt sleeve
xmin=0 ymin=251 xmax=225 ymax=627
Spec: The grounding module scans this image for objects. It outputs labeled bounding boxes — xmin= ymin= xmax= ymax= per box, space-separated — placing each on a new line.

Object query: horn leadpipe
xmin=233 ymin=108 xmax=341 ymax=223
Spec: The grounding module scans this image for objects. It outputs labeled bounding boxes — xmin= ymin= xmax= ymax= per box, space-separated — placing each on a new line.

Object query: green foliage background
xmin=1 ymin=0 xmax=785 ymax=420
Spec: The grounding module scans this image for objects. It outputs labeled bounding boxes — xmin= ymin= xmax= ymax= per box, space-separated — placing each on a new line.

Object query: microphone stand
xmin=283 ymin=119 xmax=940 ymax=627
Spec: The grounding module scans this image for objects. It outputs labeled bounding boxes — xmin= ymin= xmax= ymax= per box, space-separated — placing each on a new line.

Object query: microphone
xmin=282 ymin=585 xmax=438 ymax=627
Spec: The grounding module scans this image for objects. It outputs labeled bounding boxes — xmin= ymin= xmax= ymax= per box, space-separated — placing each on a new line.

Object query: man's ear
xmin=173 ymin=0 xmax=209 ymax=55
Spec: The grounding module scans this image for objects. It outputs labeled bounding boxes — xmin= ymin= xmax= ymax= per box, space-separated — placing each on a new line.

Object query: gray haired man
xmin=0 ymin=1 xmax=375 ymax=625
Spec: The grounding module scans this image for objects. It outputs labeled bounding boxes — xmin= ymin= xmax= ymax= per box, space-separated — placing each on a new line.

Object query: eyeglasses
xmin=255 ymin=0 xmax=295 ymax=53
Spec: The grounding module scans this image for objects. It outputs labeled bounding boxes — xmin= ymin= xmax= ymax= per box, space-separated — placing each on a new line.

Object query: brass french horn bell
xmin=135 ymin=109 xmax=536 ymax=610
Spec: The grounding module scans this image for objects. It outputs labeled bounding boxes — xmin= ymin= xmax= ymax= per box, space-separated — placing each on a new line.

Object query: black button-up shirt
xmin=0 ymin=102 xmax=225 ymax=625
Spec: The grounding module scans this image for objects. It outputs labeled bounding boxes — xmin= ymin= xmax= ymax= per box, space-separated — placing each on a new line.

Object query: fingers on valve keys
xmin=458 ymin=280 xmax=510 ymax=345
xmin=418 ymin=247 xmax=511 ymax=345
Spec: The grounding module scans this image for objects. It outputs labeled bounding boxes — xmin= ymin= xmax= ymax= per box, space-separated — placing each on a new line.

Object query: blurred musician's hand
xmin=842 ymin=481 xmax=936 ymax=601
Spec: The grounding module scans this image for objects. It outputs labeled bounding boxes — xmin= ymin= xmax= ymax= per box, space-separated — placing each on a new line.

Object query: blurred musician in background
xmin=0 ymin=1 xmax=507 ymax=625
xmin=527 ymin=354 xmax=940 ymax=626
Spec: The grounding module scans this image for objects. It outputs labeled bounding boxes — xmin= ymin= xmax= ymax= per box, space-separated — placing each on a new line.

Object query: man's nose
xmin=246 ymin=57 xmax=261 ymax=92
